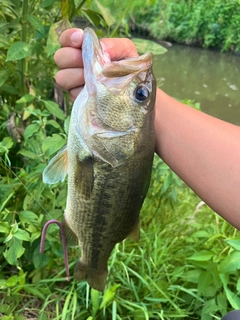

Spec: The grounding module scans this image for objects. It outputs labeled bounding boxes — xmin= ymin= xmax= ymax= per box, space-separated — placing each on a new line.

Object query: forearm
xmin=155 ymin=88 xmax=240 ymax=229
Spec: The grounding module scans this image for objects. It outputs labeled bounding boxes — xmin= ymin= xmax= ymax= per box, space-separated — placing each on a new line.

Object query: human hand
xmin=54 ymin=28 xmax=138 ymax=102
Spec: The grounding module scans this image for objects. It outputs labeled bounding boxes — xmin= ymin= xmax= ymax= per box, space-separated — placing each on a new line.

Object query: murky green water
xmin=153 ymin=44 xmax=240 ymax=125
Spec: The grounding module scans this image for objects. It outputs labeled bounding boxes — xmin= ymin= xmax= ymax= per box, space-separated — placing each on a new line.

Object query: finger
xmin=101 ymin=38 xmax=138 ymax=61
xmin=59 ymin=28 xmax=84 ymax=48
xmin=55 ymin=68 xmax=84 ymax=92
xmin=69 ymin=87 xmax=83 ymax=102
xmin=54 ymin=47 xmax=83 ymax=69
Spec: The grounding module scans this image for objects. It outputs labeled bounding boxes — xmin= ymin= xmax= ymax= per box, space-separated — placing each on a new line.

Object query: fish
xmin=43 ymin=28 xmax=156 ymax=291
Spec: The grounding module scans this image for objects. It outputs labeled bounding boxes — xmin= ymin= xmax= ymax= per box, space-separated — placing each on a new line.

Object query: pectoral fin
xmin=43 ymin=146 xmax=68 ymax=184
xmin=90 ymin=131 xmax=136 ymax=168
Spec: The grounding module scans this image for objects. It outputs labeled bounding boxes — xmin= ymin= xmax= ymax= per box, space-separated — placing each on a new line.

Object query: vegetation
xmin=147 ymin=0 xmax=240 ymax=52
xmin=1 ymin=0 xmax=240 ymax=319
xmin=95 ymin=0 xmax=240 ymax=53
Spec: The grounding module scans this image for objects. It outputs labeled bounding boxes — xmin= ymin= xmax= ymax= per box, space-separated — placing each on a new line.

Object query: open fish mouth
xmin=83 ymin=27 xmax=153 ymax=93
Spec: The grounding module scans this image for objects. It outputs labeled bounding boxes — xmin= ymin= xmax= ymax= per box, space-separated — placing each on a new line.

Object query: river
xmin=153 ymin=44 xmax=240 ymax=125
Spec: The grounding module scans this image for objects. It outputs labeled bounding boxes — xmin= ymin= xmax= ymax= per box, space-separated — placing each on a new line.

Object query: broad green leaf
xmin=4 ymin=233 xmax=13 ymax=243
xmin=0 ymin=222 xmax=10 ymax=234
xmin=219 ymin=251 xmax=240 ymax=273
xmin=27 ymin=14 xmax=45 ymax=34
xmin=61 ymin=0 xmax=75 ymax=19
xmin=47 ymin=119 xmax=62 ymax=130
xmin=30 ymin=231 xmax=41 ymax=242
xmin=91 ymin=288 xmax=101 ymax=317
xmin=100 ymin=284 xmax=120 ymax=309
xmin=6 ymin=275 xmax=20 ymax=287
xmin=192 ymin=231 xmax=210 ymax=238
xmin=217 ymin=292 xmax=227 ymax=311
xmin=132 ymin=38 xmax=167 ymax=55
xmin=187 ymin=251 xmax=213 ymax=261
xmin=24 ymin=123 xmax=40 ymax=141
xmin=19 ymin=211 xmax=40 ymax=227
xmin=33 ymin=245 xmax=49 ymax=268
xmin=41 ymin=0 xmax=56 ymax=8
xmin=197 ymin=271 xmax=212 ymax=296
xmin=23 ymin=104 xmax=35 ymax=120
xmin=81 ymin=9 xmax=102 ymax=26
xmin=224 ymin=287 xmax=240 ymax=309
xmin=64 ymin=115 xmax=70 ymax=135
xmin=42 ymin=100 xmax=65 ymax=120
xmin=46 ymin=19 xmax=72 ymax=56
xmin=24 ymin=106 xmax=50 ymax=118
xmin=16 ymin=94 xmax=35 ymax=104
xmin=225 ymin=238 xmax=240 ymax=251
xmin=1 ymin=137 xmax=14 ymax=150
xmin=0 ymin=70 xmax=9 ymax=87
xmin=182 ymin=269 xmax=200 ymax=283
xmin=14 ymin=228 xmax=30 ymax=241
xmin=6 ymin=41 xmax=32 ymax=61
xmin=3 ymin=237 xmax=25 ymax=265
xmin=95 ymin=0 xmax=115 ymax=27
xmin=18 ymin=149 xmax=39 ymax=159
xmin=201 ymin=298 xmax=219 ymax=317
xmin=42 ymin=134 xmax=66 ymax=156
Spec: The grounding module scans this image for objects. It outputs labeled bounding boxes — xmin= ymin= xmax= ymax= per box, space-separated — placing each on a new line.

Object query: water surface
xmin=153 ymin=44 xmax=240 ymax=125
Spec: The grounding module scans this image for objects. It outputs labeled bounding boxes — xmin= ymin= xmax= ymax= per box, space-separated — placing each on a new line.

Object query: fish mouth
xmin=82 ymin=28 xmax=153 ymax=92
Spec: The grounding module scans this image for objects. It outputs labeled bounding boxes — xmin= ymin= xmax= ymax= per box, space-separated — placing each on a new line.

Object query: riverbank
xmin=130 ymin=0 xmax=240 ymax=54
xmin=91 ymin=0 xmax=240 ymax=54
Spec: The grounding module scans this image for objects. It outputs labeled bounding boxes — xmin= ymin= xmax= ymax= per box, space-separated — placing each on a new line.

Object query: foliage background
xmin=102 ymin=0 xmax=240 ymax=53
xmin=1 ymin=0 xmax=240 ymax=319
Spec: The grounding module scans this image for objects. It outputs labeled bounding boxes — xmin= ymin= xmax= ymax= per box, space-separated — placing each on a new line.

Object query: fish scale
xmin=43 ymin=27 xmax=156 ymax=291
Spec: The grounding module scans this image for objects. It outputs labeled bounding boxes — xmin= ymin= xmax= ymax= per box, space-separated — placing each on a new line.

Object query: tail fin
xmin=74 ymin=260 xmax=108 ymax=292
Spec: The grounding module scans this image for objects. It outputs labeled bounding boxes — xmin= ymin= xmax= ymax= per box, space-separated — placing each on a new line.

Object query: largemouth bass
xmin=43 ymin=28 xmax=156 ymax=291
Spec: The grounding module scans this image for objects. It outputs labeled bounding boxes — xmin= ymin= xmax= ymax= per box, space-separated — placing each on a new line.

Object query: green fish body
xmin=43 ymin=28 xmax=156 ymax=291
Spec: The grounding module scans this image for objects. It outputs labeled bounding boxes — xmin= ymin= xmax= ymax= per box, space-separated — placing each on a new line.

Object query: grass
xmin=1 ymin=157 xmax=240 ymax=319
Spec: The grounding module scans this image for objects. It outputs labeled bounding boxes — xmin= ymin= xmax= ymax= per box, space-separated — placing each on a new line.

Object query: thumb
xmin=100 ymin=38 xmax=138 ymax=61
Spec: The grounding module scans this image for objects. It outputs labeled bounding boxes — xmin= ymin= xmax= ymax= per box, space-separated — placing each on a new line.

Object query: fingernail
xmin=100 ymin=41 xmax=107 ymax=52
xmin=70 ymin=30 xmax=83 ymax=46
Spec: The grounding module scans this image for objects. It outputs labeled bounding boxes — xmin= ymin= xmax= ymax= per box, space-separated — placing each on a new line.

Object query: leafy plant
xmin=0 ymin=0 xmax=110 ymax=298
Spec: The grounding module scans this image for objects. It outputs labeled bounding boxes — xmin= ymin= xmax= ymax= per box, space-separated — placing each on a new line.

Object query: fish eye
xmin=134 ymin=85 xmax=149 ymax=102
